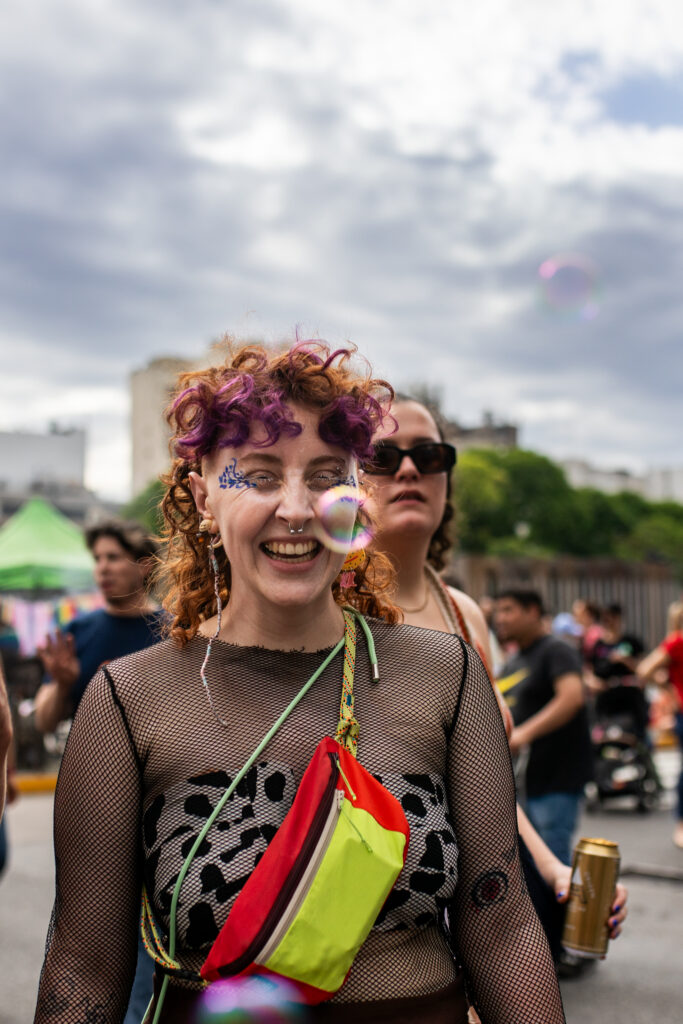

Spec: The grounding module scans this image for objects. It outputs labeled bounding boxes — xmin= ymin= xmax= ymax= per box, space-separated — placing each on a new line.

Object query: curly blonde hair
xmin=159 ymin=338 xmax=401 ymax=644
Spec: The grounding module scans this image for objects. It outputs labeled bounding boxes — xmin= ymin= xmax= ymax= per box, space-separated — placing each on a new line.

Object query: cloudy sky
xmin=1 ymin=0 xmax=682 ymax=499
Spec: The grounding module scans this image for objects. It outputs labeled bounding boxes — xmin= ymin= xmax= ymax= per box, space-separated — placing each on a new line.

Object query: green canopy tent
xmin=0 ymin=498 xmax=94 ymax=592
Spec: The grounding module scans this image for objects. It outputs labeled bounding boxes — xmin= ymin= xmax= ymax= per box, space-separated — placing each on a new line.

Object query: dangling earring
xmin=199 ymin=533 xmax=229 ymax=728
xmin=338 ymin=549 xmax=366 ymax=589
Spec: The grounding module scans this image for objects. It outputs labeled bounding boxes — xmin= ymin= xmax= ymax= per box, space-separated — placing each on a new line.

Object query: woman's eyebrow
xmin=238 ymin=453 xmax=281 ymax=466
xmin=235 ymin=454 xmax=346 ymax=468
xmin=307 ymin=455 xmax=347 ymax=468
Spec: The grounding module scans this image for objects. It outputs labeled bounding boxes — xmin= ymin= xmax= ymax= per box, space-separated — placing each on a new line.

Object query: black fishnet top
xmin=34 ymin=620 xmax=564 ymax=1023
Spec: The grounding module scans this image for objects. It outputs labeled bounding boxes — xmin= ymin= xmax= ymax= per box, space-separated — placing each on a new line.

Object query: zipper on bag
xmin=220 ymin=751 xmax=340 ymax=975
xmin=256 ymin=786 xmax=345 ymax=965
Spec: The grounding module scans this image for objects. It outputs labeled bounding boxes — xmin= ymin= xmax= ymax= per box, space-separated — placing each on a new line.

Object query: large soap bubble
xmin=312 ymin=485 xmax=373 ymax=554
xmin=195 ymin=973 xmax=308 ymax=1023
xmin=537 ymin=253 xmax=600 ymax=321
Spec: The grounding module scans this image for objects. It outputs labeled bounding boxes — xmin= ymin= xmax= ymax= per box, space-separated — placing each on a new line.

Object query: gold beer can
xmin=562 ymin=837 xmax=620 ymax=958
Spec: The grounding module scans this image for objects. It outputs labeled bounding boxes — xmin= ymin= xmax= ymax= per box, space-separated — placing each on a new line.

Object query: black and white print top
xmin=35 ymin=621 xmax=564 ymax=1024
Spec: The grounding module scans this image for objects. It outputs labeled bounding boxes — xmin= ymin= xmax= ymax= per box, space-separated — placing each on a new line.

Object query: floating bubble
xmin=537 ymin=253 xmax=600 ymax=321
xmin=195 ymin=973 xmax=308 ymax=1023
xmin=312 ymin=485 xmax=373 ymax=554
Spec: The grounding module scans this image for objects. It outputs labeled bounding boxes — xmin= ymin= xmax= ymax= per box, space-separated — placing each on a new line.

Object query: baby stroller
xmin=585 ymin=684 xmax=663 ymax=813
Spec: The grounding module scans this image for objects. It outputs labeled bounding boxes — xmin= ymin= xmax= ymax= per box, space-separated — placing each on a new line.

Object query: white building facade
xmin=130 ymin=357 xmax=192 ymax=495
xmin=0 ymin=427 xmax=86 ymax=489
xmin=560 ymin=459 xmax=683 ymax=504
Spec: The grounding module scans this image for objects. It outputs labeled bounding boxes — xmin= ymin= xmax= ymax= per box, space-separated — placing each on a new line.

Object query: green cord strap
xmin=149 ymin=608 xmax=373 ymax=1023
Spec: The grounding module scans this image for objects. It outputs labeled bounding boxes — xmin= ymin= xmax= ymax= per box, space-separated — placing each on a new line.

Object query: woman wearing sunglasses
xmin=365 ymin=397 xmax=627 ymax=973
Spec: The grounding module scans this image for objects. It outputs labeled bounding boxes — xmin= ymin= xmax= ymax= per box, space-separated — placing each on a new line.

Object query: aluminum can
xmin=561 ymin=837 xmax=620 ymax=958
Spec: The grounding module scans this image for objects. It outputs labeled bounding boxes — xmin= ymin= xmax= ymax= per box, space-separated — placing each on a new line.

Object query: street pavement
xmin=1 ymin=753 xmax=682 ymax=1024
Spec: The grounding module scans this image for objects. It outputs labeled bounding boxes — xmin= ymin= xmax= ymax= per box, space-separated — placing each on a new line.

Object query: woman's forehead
xmin=383 ymin=400 xmax=440 ymax=441
xmin=208 ymin=404 xmax=351 ymax=464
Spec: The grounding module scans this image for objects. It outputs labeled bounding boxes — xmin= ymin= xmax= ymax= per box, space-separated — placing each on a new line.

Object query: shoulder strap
xmin=444 ymin=586 xmax=474 ymax=645
xmin=432 ymin=570 xmax=495 ymax=681
xmin=334 ymin=610 xmax=358 ymax=756
xmin=144 ymin=609 xmax=365 ymax=1016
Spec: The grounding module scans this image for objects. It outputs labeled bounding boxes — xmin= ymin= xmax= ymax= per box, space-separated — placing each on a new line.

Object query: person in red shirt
xmin=637 ymin=601 xmax=683 ymax=849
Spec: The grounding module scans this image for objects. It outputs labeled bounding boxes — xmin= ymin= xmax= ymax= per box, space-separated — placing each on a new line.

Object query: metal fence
xmin=448 ymin=554 xmax=679 ymax=649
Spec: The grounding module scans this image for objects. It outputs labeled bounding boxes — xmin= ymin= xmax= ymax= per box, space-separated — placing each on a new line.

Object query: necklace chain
xmin=398 ymin=569 xmax=432 ymax=614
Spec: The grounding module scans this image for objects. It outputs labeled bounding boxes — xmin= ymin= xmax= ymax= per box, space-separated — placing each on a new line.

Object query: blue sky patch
xmin=600 ymin=72 xmax=683 ymax=128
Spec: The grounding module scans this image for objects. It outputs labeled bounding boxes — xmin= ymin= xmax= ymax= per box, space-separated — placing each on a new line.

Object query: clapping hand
xmin=38 ymin=632 xmax=80 ymax=691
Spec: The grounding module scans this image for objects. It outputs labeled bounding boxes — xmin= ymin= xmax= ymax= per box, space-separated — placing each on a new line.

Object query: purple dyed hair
xmin=169 ymin=339 xmax=393 ymax=463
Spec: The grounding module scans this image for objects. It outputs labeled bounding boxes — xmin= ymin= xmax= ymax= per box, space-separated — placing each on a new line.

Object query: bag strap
xmin=334 ymin=609 xmax=359 ymax=756
xmin=145 ymin=608 xmax=369 ymax=1020
xmin=428 ymin=566 xmax=495 ymax=681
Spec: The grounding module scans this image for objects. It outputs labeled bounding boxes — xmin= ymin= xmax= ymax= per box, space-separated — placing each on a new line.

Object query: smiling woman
xmin=34 ymin=339 xmax=566 ymax=1024
xmin=160 ymin=342 xmax=398 ymax=650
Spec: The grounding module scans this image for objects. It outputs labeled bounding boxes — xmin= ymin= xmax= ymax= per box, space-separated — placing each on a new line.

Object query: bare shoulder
xmin=445 ymin=586 xmax=488 ymax=641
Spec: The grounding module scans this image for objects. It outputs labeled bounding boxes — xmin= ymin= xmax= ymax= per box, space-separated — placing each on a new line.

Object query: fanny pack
xmin=143 ymin=609 xmax=409 ymax=1020
xmin=201 ymin=735 xmax=409 ymax=1000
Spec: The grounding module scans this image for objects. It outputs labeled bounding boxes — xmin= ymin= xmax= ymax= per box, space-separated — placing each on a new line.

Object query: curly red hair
xmin=159 ymin=338 xmax=400 ymax=643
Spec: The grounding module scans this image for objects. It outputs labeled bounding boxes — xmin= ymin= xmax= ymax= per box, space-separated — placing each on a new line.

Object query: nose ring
xmin=288 ymin=523 xmax=304 ymax=535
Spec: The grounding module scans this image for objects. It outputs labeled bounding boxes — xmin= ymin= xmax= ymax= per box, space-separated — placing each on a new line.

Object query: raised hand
xmin=38 ymin=631 xmax=80 ymax=691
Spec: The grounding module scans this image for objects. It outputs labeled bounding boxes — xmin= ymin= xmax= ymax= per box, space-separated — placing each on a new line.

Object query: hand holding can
xmin=562 ymin=838 xmax=620 ymax=959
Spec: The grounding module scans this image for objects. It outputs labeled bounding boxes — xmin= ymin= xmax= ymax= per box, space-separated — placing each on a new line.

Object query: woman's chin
xmin=255 ymin=558 xmax=341 ymax=609
xmin=382 ymin=510 xmax=437 ymax=539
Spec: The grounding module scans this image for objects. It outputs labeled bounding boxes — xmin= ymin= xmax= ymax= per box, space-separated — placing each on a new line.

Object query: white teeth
xmin=265 ymin=540 xmax=317 ymax=558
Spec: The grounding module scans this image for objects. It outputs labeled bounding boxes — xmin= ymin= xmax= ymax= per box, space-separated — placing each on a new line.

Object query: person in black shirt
xmin=495 ymin=589 xmax=593 ymax=866
xmin=587 ymin=603 xmax=647 ymax=740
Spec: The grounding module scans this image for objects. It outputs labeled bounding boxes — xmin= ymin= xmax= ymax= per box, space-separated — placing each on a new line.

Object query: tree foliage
xmin=121 ymin=479 xmax=165 ymax=536
xmin=453 ymin=448 xmax=683 ymax=579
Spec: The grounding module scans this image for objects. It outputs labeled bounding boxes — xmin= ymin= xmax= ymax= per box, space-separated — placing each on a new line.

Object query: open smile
xmin=261 ymin=539 xmax=321 ymax=563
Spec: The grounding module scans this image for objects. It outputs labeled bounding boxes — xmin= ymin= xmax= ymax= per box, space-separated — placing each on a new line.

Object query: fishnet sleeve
xmin=34 ymin=670 xmax=141 ymax=1023
xmin=447 ymin=640 xmax=565 ymax=1023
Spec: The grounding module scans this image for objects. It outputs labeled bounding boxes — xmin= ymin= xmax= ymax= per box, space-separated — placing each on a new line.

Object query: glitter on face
xmin=219 ymin=457 xmax=258 ymax=490
xmin=537 ymin=253 xmax=600 ymax=321
xmin=312 ymin=485 xmax=373 ymax=554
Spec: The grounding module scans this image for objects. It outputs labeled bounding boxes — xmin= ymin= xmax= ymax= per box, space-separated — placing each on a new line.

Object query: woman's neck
xmin=208 ymin=592 xmax=346 ymax=652
xmin=378 ymin=532 xmax=432 ymax=608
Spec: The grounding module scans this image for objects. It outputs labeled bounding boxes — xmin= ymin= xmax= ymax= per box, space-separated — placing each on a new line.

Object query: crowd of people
xmin=1 ymin=336 xmax=680 ymax=1022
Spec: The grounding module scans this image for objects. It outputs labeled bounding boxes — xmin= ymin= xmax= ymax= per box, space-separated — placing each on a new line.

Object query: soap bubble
xmin=313 ymin=485 xmax=373 ymax=554
xmin=195 ymin=973 xmax=308 ymax=1023
xmin=537 ymin=253 xmax=600 ymax=321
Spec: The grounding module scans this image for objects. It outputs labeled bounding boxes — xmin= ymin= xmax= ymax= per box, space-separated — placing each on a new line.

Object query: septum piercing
xmin=288 ymin=523 xmax=304 ymax=535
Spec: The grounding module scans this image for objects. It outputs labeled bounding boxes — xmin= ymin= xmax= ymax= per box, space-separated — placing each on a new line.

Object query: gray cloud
xmin=0 ymin=1 xmax=682 ymax=495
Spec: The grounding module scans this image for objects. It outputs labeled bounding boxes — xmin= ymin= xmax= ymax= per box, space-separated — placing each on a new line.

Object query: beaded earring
xmin=198 ymin=518 xmax=223 ymax=548
xmin=338 ymin=549 xmax=366 ymax=589
xmin=199 ymin=530 xmax=229 ymax=728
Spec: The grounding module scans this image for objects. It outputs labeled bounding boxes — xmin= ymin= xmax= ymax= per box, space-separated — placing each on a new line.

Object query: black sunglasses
xmin=364 ymin=442 xmax=457 ymax=476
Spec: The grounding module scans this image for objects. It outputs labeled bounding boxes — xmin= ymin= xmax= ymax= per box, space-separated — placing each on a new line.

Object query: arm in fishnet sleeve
xmin=34 ymin=670 xmax=142 ymax=1024
xmin=446 ymin=640 xmax=565 ymax=1023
